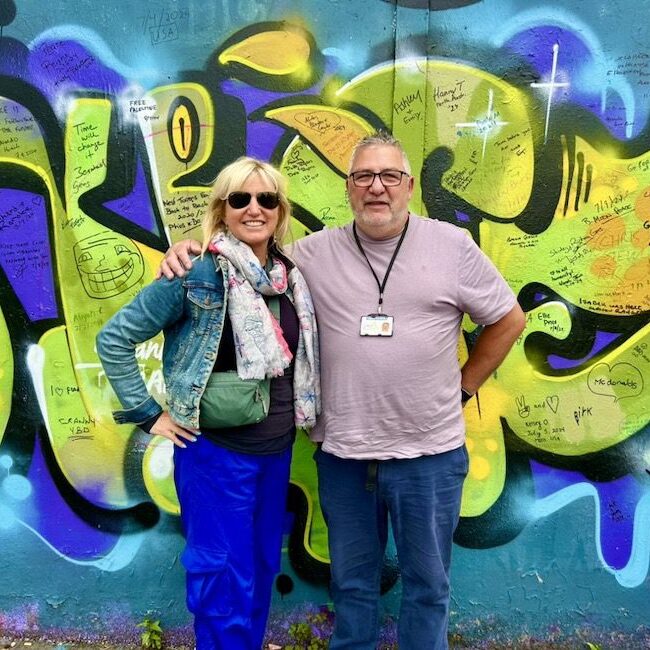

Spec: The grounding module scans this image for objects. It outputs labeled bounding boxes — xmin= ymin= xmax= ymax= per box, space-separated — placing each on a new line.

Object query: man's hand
xmin=150 ymin=411 xmax=199 ymax=448
xmin=156 ymin=239 xmax=202 ymax=280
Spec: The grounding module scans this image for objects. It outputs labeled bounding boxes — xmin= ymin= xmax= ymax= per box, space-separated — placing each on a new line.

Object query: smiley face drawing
xmin=73 ymin=231 xmax=145 ymax=299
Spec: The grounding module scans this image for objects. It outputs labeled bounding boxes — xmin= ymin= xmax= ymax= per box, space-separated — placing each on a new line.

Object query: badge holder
xmin=360 ymin=313 xmax=394 ymax=337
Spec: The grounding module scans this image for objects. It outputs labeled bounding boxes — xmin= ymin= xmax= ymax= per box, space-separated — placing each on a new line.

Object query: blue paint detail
xmin=2 ymin=474 xmax=32 ymax=500
xmin=531 ymin=461 xmax=650 ymax=584
xmin=0 ymin=504 xmax=16 ymax=529
xmin=547 ymin=330 xmax=620 ymax=369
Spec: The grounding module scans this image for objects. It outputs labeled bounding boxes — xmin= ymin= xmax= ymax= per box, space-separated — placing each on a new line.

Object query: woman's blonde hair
xmin=201 ymin=157 xmax=292 ymax=254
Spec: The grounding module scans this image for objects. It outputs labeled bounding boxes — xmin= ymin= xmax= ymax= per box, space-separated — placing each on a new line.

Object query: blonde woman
xmin=97 ymin=157 xmax=320 ymax=649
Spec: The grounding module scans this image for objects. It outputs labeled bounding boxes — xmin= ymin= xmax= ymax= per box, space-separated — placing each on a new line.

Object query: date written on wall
xmin=139 ymin=8 xmax=189 ymax=45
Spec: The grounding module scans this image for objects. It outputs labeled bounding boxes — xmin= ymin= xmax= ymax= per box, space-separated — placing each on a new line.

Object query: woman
xmin=96 ymin=157 xmax=320 ymax=649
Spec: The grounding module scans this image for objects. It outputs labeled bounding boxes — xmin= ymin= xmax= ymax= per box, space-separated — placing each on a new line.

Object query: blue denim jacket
xmin=96 ymin=253 xmax=228 ymax=430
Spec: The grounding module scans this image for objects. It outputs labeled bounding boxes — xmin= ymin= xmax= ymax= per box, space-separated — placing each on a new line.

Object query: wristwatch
xmin=461 ymin=388 xmax=474 ymax=406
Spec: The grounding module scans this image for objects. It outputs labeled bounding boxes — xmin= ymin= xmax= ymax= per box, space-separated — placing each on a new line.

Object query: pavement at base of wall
xmin=0 ymin=639 xmax=281 ymax=650
xmin=0 ymin=637 xmax=633 ymax=650
xmin=11 ymin=637 xmax=256 ymax=650
xmin=0 ymin=639 xmax=192 ymax=650
xmin=5 ymin=630 xmax=650 ymax=649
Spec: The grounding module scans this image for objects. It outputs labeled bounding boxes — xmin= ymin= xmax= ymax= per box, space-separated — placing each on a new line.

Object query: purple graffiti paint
xmin=28 ymin=39 xmax=127 ymax=102
xmin=221 ymin=80 xmax=292 ymax=160
xmin=547 ymin=330 xmax=620 ymax=369
xmin=103 ymin=159 xmax=157 ymax=232
xmin=25 ymin=435 xmax=120 ymax=558
xmin=0 ymin=37 xmax=29 ymax=80
xmin=454 ymin=210 xmax=471 ymax=222
xmin=531 ymin=460 xmax=640 ymax=570
xmin=0 ymin=188 xmax=57 ymax=320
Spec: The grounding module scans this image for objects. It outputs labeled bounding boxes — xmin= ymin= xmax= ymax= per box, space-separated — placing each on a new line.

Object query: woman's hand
xmin=150 ymin=411 xmax=199 ymax=448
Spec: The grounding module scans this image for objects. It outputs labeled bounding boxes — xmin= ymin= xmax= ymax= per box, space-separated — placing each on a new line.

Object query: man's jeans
xmin=316 ymin=445 xmax=468 ymax=650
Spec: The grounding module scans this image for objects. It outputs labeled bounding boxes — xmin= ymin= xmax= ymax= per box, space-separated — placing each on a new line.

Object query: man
xmin=159 ymin=133 xmax=526 ymax=649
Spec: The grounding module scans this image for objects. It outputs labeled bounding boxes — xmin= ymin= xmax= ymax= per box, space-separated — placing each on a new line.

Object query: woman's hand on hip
xmin=150 ymin=411 xmax=199 ymax=448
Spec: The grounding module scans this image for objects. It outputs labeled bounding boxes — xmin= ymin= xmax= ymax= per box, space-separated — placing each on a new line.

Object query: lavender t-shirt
xmin=291 ymin=214 xmax=516 ymax=460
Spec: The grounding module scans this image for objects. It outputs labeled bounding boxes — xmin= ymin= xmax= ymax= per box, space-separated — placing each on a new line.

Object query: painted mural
xmin=0 ymin=0 xmax=648 ymax=643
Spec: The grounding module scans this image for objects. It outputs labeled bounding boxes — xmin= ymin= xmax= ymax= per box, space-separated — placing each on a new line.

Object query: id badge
xmin=360 ymin=313 xmax=394 ymax=337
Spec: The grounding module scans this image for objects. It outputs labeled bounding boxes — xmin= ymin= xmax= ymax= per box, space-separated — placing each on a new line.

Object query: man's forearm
xmin=460 ymin=304 xmax=526 ymax=395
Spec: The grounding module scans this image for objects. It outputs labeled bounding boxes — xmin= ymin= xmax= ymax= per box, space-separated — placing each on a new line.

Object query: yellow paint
xmin=477 ymin=293 xmax=650 ymax=457
xmin=38 ymin=326 xmax=132 ymax=505
xmin=40 ymin=98 xmax=167 ymax=508
xmin=141 ymin=84 xmax=214 ymax=244
xmin=170 ymin=103 xmax=194 ymax=162
xmin=591 ymin=255 xmax=617 ymax=278
xmin=219 ymin=30 xmax=311 ymax=75
xmin=469 ymin=455 xmax=491 ymax=481
xmin=280 ymin=136 xmax=352 ymax=229
xmin=459 ymin=333 xmax=507 ymax=517
xmin=0 ymin=307 xmax=12 ymax=444
xmin=479 ymin=136 xmax=650 ymax=316
xmin=265 ymin=105 xmax=374 ymax=174
xmin=142 ymin=437 xmax=179 ymax=515
xmin=337 ymin=59 xmax=536 ymax=218
xmin=289 ymin=431 xmax=330 ymax=563
xmin=460 ymin=383 xmax=508 ymax=517
xmin=0 ymin=97 xmax=51 ymax=168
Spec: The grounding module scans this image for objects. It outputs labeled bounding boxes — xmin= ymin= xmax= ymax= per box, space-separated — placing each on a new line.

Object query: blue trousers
xmin=174 ymin=437 xmax=292 ymax=650
xmin=316 ymin=445 xmax=468 ymax=650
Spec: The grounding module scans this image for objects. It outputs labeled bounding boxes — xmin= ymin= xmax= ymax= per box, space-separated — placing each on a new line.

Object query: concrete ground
xmin=1 ymin=636 xmax=643 ymax=649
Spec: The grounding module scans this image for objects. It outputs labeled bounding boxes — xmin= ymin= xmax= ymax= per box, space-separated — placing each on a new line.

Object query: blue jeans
xmin=316 ymin=445 xmax=468 ymax=650
xmin=174 ymin=437 xmax=292 ymax=650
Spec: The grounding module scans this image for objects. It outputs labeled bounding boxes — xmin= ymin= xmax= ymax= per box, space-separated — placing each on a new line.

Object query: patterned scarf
xmin=208 ymin=231 xmax=321 ymax=428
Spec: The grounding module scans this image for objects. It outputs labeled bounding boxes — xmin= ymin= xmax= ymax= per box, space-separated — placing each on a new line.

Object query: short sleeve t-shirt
xmin=291 ymin=214 xmax=516 ymax=460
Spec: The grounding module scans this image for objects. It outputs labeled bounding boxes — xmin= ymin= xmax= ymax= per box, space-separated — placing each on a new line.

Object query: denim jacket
xmin=96 ymin=253 xmax=229 ymax=430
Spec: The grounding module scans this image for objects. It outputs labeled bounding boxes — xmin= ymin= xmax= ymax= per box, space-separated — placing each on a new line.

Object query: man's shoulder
xmin=411 ymin=215 xmax=468 ymax=241
xmin=291 ymin=223 xmax=350 ymax=255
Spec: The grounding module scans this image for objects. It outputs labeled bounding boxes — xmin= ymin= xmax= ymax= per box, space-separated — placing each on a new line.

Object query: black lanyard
xmin=352 ymin=218 xmax=409 ymax=313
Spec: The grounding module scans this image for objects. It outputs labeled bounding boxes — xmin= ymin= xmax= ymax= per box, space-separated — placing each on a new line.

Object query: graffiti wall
xmin=0 ymin=0 xmax=648 ymax=642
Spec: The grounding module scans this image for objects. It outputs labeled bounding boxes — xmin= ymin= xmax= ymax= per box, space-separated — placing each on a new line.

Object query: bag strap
xmin=268 ymin=295 xmax=280 ymax=321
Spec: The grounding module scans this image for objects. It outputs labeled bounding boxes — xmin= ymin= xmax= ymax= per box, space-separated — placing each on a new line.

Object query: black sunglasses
xmin=227 ymin=191 xmax=280 ymax=210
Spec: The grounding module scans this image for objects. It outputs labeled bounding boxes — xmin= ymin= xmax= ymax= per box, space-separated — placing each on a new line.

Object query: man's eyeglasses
xmin=227 ymin=191 xmax=280 ymax=210
xmin=348 ymin=170 xmax=409 ymax=188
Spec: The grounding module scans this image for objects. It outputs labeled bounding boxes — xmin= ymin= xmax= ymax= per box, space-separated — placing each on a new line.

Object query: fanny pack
xmin=198 ymin=297 xmax=279 ymax=429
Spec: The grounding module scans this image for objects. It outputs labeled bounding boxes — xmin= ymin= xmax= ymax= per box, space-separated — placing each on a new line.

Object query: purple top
xmin=202 ymin=293 xmax=300 ymax=454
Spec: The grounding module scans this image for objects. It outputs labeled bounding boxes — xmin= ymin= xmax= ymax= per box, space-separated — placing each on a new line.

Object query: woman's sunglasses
xmin=227 ymin=191 xmax=280 ymax=210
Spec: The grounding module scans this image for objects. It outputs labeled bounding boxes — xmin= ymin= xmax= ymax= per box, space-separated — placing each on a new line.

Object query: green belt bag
xmin=198 ymin=296 xmax=279 ymax=429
